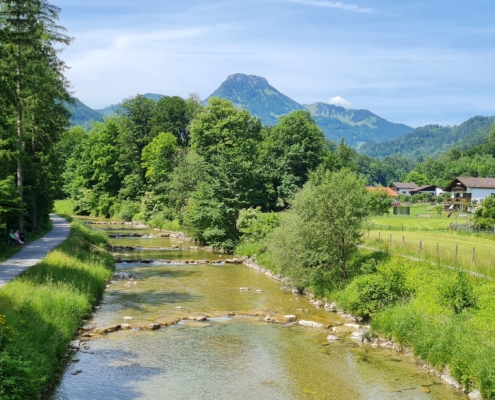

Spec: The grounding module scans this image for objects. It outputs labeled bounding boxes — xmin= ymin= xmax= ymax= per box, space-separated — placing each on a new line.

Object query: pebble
xmin=123 ymin=316 xmax=133 ymax=321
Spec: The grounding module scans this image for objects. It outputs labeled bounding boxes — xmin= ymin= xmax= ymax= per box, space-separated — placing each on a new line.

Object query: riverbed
xmin=52 ymin=220 xmax=465 ymax=399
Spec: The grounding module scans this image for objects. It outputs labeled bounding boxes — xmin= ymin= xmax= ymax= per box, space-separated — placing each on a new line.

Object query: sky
xmin=58 ymin=0 xmax=495 ymax=127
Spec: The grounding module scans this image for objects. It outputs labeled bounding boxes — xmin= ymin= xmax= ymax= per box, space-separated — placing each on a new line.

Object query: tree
xmin=366 ymin=187 xmax=392 ymax=215
xmin=472 ymin=195 xmax=495 ymax=229
xmin=141 ymin=131 xmax=178 ymax=190
xmin=151 ymin=96 xmax=190 ymax=146
xmin=266 ymin=169 xmax=370 ymax=293
xmin=0 ymin=0 xmax=71 ymax=231
xmin=261 ymin=110 xmax=325 ymax=208
xmin=184 ymin=98 xmax=267 ymax=249
xmin=404 ymin=171 xmax=429 ymax=186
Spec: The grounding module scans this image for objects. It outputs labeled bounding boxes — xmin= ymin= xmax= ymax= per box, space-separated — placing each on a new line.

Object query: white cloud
xmin=329 ymin=96 xmax=352 ymax=106
xmin=283 ymin=0 xmax=373 ymax=14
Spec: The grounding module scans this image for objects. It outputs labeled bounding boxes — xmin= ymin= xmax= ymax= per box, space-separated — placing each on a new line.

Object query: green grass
xmin=0 ymin=218 xmax=114 ymax=399
xmin=363 ymin=229 xmax=495 ymax=278
xmin=335 ymin=256 xmax=495 ymax=399
xmin=53 ymin=199 xmax=76 ymax=215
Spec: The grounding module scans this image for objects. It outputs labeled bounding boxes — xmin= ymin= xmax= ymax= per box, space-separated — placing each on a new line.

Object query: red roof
xmin=366 ymin=186 xmax=398 ymax=197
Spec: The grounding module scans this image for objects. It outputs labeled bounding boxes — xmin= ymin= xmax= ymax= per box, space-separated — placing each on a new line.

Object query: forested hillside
xmin=396 ymin=123 xmax=495 ymax=188
xmin=67 ymin=98 xmax=104 ymax=129
xmin=360 ymin=115 xmax=495 ymax=158
xmin=306 ymin=102 xmax=413 ymax=145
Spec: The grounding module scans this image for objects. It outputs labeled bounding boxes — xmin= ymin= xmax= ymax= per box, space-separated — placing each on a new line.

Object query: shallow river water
xmin=53 ymin=220 xmax=465 ymax=400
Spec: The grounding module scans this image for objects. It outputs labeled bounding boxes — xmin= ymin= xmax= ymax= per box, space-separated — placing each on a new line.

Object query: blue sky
xmin=58 ymin=0 xmax=495 ymax=127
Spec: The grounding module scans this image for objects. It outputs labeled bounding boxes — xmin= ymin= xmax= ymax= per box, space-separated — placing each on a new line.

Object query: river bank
xmin=237 ymin=243 xmax=493 ymax=400
xmin=0 ymin=218 xmax=114 ymax=399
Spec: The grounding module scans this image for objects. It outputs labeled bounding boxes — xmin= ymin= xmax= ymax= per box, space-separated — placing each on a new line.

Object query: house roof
xmin=390 ymin=182 xmax=419 ymax=190
xmin=444 ymin=177 xmax=495 ymax=191
xmin=367 ymin=186 xmax=398 ymax=197
xmin=410 ymin=185 xmax=440 ymax=194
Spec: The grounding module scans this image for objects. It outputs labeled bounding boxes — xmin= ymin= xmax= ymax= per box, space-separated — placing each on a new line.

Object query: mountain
xmin=360 ymin=115 xmax=495 ymax=159
xmin=67 ymin=98 xmax=104 ymax=129
xmin=305 ymin=102 xmax=413 ymax=145
xmin=207 ymin=74 xmax=304 ymax=125
xmin=206 ymin=73 xmax=413 ymax=146
xmin=95 ymin=93 xmax=165 ymax=117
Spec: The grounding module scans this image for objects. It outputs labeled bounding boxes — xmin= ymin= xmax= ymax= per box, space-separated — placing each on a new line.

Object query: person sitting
xmin=13 ymin=230 xmax=25 ymax=245
xmin=8 ymin=230 xmax=17 ymax=245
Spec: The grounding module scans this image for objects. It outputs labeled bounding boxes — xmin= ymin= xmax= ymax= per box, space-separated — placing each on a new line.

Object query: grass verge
xmin=0 ymin=218 xmax=114 ymax=399
xmin=335 ymin=256 xmax=495 ymax=399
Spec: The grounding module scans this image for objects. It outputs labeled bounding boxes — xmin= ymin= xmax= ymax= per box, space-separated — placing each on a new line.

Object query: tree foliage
xmin=266 ymin=169 xmax=370 ymax=293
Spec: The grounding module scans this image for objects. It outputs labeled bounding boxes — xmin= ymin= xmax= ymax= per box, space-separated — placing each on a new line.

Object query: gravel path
xmin=0 ymin=214 xmax=70 ymax=288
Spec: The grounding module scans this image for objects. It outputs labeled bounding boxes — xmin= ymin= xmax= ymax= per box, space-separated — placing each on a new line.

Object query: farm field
xmin=364 ymin=224 xmax=495 ymax=278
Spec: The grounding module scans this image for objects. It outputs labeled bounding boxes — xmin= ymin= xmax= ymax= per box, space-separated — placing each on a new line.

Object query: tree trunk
xmin=16 ymin=48 xmax=24 ymax=232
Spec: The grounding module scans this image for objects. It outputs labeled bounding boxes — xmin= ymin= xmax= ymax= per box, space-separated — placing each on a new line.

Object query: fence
xmin=363 ymin=230 xmax=495 ymax=278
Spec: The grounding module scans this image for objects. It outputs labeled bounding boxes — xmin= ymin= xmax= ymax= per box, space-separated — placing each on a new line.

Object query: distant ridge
xmin=305 ymin=102 xmax=413 ymax=145
xmin=206 ymin=73 xmax=413 ymax=145
xmin=360 ymin=115 xmax=495 ymax=158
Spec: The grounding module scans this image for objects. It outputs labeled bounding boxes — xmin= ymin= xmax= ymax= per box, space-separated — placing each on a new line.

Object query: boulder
xmin=326 ymin=335 xmax=339 ymax=341
xmin=239 ymin=287 xmax=250 ymax=291
xmin=263 ymin=316 xmax=272 ymax=322
xmin=196 ymin=316 xmax=208 ymax=321
xmin=149 ymin=323 xmax=161 ymax=330
xmin=123 ymin=316 xmax=134 ymax=321
xmin=324 ymin=302 xmax=337 ymax=312
xmin=284 ymin=315 xmax=297 ymax=322
xmin=121 ymin=324 xmax=132 ymax=330
xmin=298 ymin=320 xmax=324 ymax=329
xmin=351 ymin=329 xmax=369 ymax=342
xmin=69 ymin=340 xmax=81 ymax=349
xmin=468 ymin=390 xmax=482 ymax=400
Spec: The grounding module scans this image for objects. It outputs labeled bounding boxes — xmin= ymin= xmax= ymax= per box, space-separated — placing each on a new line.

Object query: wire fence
xmin=363 ymin=230 xmax=495 ymax=278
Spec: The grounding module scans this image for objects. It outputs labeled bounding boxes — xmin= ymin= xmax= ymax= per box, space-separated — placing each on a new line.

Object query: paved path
xmin=0 ymin=214 xmax=70 ymax=288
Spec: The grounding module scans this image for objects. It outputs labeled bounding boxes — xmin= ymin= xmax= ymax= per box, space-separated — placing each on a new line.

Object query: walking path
xmin=0 ymin=214 xmax=70 ymax=288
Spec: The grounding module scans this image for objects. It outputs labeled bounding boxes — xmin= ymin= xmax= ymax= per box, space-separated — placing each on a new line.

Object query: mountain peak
xmin=207 ymin=74 xmax=304 ymax=125
xmin=225 ymin=73 xmax=269 ymax=86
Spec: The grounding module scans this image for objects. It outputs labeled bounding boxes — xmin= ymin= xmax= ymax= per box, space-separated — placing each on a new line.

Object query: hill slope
xmin=360 ymin=115 xmax=495 ymax=158
xmin=67 ymin=98 xmax=104 ymax=129
xmin=305 ymin=102 xmax=413 ymax=145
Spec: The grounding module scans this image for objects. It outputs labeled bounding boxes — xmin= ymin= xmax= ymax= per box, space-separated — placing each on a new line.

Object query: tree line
xmin=0 ymin=0 xmax=71 ymax=235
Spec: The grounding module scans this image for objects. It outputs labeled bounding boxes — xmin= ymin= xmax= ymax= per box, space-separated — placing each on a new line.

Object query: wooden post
xmin=378 ymin=232 xmax=381 ymax=239
xmin=419 ymin=239 xmax=422 ymax=251
xmin=389 ymin=234 xmax=392 ymax=244
xmin=367 ymin=230 xmax=370 ymax=238
xmin=455 ymin=244 xmax=458 ymax=259
xmin=472 ymin=247 xmax=475 ymax=263
xmin=389 ymin=225 xmax=391 ymax=230
xmin=402 ymin=236 xmax=405 ymax=246
xmin=437 ymin=242 xmax=439 ymax=254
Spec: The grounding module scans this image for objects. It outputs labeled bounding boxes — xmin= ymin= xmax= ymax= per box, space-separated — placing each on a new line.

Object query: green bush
xmin=336 ymin=259 xmax=412 ymax=320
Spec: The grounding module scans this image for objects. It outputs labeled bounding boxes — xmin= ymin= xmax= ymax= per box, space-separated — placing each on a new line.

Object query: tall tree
xmin=0 ymin=0 xmax=71 ymax=231
xmin=261 ymin=110 xmax=325 ymax=208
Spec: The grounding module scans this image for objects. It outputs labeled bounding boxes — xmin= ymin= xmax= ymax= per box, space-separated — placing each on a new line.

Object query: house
xmin=443 ymin=177 xmax=495 ymax=212
xmin=410 ymin=185 xmax=443 ymax=197
xmin=366 ymin=186 xmax=398 ymax=197
xmin=389 ymin=182 xmax=419 ymax=196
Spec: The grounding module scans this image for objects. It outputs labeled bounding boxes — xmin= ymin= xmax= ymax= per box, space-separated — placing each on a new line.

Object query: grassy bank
xmin=0 ymin=218 xmax=114 ymax=399
xmin=336 ymin=256 xmax=495 ymax=399
xmin=236 ymin=237 xmax=495 ymax=398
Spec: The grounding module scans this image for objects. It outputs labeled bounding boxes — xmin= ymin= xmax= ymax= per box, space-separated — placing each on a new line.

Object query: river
xmin=52 ymin=219 xmax=465 ymax=399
